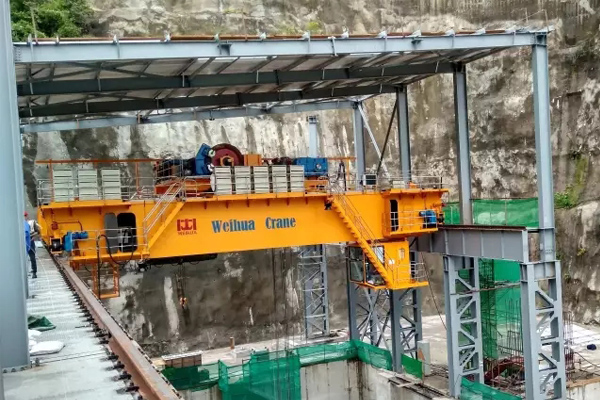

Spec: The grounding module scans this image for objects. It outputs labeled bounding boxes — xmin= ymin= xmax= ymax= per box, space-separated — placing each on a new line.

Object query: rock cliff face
xmin=22 ymin=1 xmax=600 ymax=355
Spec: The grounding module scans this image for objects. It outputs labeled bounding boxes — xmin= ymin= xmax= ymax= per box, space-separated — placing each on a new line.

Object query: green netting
xmin=444 ymin=198 xmax=538 ymax=227
xmin=162 ymin=363 xmax=219 ymax=391
xmin=219 ymin=351 xmax=301 ymax=400
xmin=401 ymin=354 xmax=423 ymax=379
xmin=354 ymin=340 xmax=393 ymax=370
xmin=164 ymin=340 xmax=394 ymax=396
xmin=28 ymin=315 xmax=56 ymax=331
xmin=297 ymin=341 xmax=357 ymax=367
xmin=460 ymin=378 xmax=520 ymax=400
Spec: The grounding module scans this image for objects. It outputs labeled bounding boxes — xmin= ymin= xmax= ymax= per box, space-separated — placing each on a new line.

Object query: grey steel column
xmin=299 ymin=245 xmax=330 ymax=339
xmin=453 ymin=63 xmax=473 ymax=225
xmin=521 ymin=34 xmax=566 ymax=400
xmin=396 ymin=86 xmax=411 ymax=182
xmin=0 ymin=0 xmax=30 ymax=370
xmin=444 ymin=256 xmax=484 ymax=396
xmin=346 ymin=272 xmax=360 ymax=341
xmin=390 ymin=289 xmax=403 ymax=372
xmin=307 ymin=116 xmax=319 ymax=157
xmin=352 ymin=103 xmax=366 ymax=177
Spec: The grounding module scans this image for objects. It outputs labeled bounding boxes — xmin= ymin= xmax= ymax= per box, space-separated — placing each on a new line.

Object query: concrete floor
xmin=2 ymin=249 xmax=130 ymax=400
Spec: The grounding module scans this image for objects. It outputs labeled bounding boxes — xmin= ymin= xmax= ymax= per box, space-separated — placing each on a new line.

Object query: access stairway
xmin=143 ymin=181 xmax=184 ymax=250
xmin=328 ymin=186 xmax=394 ymax=288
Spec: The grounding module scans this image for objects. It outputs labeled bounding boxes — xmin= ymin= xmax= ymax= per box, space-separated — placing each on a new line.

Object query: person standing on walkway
xmin=24 ymin=211 xmax=38 ymax=278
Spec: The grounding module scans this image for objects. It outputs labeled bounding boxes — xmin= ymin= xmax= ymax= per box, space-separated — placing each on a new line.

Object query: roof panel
xmin=14 ymin=29 xmax=548 ymax=124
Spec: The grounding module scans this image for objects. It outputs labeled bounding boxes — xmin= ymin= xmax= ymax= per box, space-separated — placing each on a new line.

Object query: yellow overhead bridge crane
xmin=36 ymin=144 xmax=447 ymax=294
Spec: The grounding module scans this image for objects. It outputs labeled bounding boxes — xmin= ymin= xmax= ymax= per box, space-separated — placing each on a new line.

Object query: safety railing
xmin=143 ymin=181 xmax=183 ymax=240
xmin=383 ymin=210 xmax=440 ymax=236
xmin=36 ymin=171 xmax=446 ymax=205
xmin=63 ymin=228 xmax=145 ymax=262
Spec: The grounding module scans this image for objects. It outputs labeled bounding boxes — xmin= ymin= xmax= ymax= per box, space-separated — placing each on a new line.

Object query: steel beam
xmin=21 ymin=101 xmax=354 ymax=133
xmin=0 ymin=0 xmax=30 ymax=371
xmin=453 ymin=63 xmax=472 ymax=225
xmin=14 ymin=33 xmax=542 ymax=64
xmin=444 ymin=256 xmax=484 ymax=396
xmin=353 ymin=103 xmax=366 ymax=177
xmin=414 ymin=226 xmax=530 ymax=262
xmin=396 ymin=86 xmax=411 ymax=182
xmin=521 ymin=34 xmax=566 ymax=400
xmin=17 ymin=63 xmax=455 ymax=96
xmin=20 ymin=84 xmax=396 ymax=118
xmin=299 ymin=245 xmax=330 ymax=339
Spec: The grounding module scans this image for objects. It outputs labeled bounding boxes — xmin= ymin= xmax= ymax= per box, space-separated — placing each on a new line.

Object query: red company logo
xmin=177 ymin=218 xmax=197 ymax=235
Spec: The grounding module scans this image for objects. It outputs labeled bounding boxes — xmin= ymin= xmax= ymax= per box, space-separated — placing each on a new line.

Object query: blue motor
xmin=419 ymin=210 xmax=438 ymax=229
xmin=293 ymin=157 xmax=328 ymax=177
xmin=195 ymin=143 xmax=215 ymax=175
xmin=63 ymin=231 xmax=89 ymax=252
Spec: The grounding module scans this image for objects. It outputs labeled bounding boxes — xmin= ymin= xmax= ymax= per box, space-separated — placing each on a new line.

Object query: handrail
xmin=328 ymin=182 xmax=393 ymax=281
xmin=143 ymin=181 xmax=183 ymax=241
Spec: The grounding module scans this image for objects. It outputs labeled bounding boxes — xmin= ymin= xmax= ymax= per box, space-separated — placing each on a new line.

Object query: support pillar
xmin=391 ymin=86 xmax=423 ymax=372
xmin=444 ymin=256 xmax=484 ymax=396
xmin=0 ymin=0 xmax=30 ymax=371
xmin=444 ymin=63 xmax=482 ymax=396
xmin=307 ymin=116 xmax=319 ymax=157
xmin=520 ymin=34 xmax=566 ymax=400
xmin=396 ymin=86 xmax=411 ymax=182
xmin=453 ymin=63 xmax=473 ymax=225
xmin=352 ymin=103 xmax=366 ymax=178
xmin=299 ymin=245 xmax=330 ymax=339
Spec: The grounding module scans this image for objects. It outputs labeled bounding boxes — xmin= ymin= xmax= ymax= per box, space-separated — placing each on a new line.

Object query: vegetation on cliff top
xmin=11 ymin=0 xmax=93 ymax=41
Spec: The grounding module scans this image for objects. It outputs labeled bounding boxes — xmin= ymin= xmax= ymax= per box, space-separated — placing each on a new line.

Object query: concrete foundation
xmin=180 ymin=360 xmax=449 ymax=400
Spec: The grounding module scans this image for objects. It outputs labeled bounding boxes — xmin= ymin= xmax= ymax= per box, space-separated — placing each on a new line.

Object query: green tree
xmin=11 ymin=0 xmax=94 ymax=41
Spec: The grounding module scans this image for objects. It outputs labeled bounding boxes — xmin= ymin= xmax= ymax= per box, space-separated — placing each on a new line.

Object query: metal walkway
xmin=2 ymin=248 xmax=130 ymax=400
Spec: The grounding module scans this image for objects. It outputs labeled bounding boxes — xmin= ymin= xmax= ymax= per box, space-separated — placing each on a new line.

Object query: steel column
xmin=0 ymin=0 xmax=30 ymax=371
xmin=453 ymin=63 xmax=473 ymax=225
xmin=390 ymin=288 xmax=422 ymax=372
xmin=307 ymin=116 xmax=319 ymax=157
xmin=396 ymin=86 xmax=411 ymax=182
xmin=299 ymin=245 xmax=330 ymax=339
xmin=347 ymin=279 xmax=360 ymax=341
xmin=444 ymin=256 xmax=484 ymax=396
xmin=353 ymin=103 xmax=366 ymax=177
xmin=520 ymin=35 xmax=566 ymax=400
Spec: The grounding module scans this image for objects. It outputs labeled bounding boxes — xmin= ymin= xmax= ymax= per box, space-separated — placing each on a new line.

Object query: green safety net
xmin=460 ymin=378 xmax=520 ymax=400
xmin=401 ymin=354 xmax=423 ymax=379
xmin=27 ymin=315 xmax=56 ymax=332
xmin=444 ymin=198 xmax=538 ymax=227
xmin=162 ymin=363 xmax=219 ymax=391
xmin=445 ymin=199 xmax=538 ymax=399
xmin=163 ymin=340 xmax=398 ymax=396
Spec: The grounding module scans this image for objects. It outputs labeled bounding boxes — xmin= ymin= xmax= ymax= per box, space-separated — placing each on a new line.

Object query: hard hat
xmin=24 ymin=211 xmax=28 ymax=217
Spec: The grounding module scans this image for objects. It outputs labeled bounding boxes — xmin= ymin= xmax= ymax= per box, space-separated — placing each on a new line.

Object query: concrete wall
xmin=300 ymin=360 xmax=361 ymax=400
xmin=181 ymin=386 xmax=220 ymax=400
xmin=569 ymin=379 xmax=600 ymax=400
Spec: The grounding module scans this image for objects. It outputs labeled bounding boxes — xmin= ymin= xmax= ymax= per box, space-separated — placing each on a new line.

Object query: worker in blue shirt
xmin=24 ymin=212 xmax=37 ymax=278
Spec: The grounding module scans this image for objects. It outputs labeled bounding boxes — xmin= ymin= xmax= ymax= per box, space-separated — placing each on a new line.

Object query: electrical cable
xmin=419 ymin=251 xmax=447 ymax=331
xmin=95 ymin=228 xmax=136 ymax=296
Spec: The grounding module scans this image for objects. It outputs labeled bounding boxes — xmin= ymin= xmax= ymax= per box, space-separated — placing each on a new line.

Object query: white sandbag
xmin=29 ymin=339 xmax=37 ymax=349
xmin=30 ymin=341 xmax=65 ymax=356
xmin=28 ymin=330 xmax=41 ymax=340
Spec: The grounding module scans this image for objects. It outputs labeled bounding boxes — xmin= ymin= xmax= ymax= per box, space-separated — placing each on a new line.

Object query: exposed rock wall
xmin=22 ymin=0 xmax=600 ymax=354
